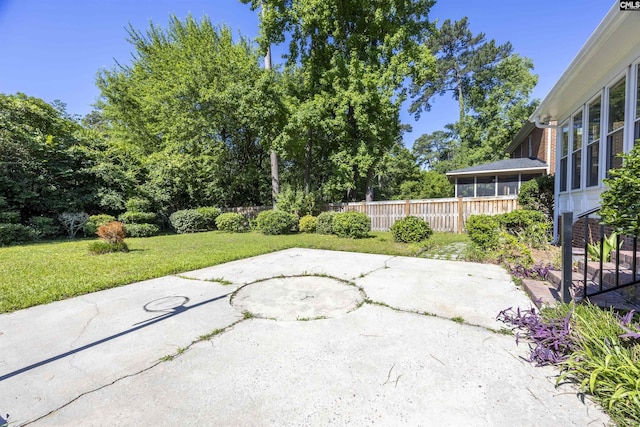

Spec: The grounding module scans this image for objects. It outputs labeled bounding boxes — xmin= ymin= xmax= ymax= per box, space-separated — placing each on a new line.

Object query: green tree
xmin=97 ymin=16 xmax=286 ymax=210
xmin=398 ymin=170 xmax=453 ymax=199
xmin=0 ymin=93 xmax=103 ymax=219
xmin=243 ymin=0 xmax=436 ymax=202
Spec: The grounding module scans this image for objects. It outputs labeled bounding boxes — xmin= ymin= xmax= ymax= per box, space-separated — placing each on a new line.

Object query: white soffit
xmin=530 ymin=3 xmax=640 ymax=123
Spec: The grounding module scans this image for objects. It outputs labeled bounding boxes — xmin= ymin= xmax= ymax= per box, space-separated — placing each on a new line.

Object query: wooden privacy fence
xmin=327 ymin=196 xmax=519 ymax=233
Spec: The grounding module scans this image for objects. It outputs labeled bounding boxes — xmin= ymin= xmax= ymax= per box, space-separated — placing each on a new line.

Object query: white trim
xmin=446 ymin=167 xmax=547 ymax=178
xmin=546 ymin=127 xmax=552 ymax=174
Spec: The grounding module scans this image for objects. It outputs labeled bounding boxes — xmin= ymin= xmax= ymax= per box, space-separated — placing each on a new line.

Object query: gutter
xmin=533 ymin=116 xmax=560 ymax=245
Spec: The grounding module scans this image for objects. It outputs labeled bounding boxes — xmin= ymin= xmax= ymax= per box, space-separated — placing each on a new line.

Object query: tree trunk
xmin=262 ymin=3 xmax=279 ymax=208
xmin=454 ymin=63 xmax=465 ymax=122
xmin=304 ymin=130 xmax=312 ymax=194
xmin=365 ymin=168 xmax=375 ymax=202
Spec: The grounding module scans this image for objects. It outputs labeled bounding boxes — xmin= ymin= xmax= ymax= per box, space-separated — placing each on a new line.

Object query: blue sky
xmin=0 ymin=0 xmax=614 ymax=147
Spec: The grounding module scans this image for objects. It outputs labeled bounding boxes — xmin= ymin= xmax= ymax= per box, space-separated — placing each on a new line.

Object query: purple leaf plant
xmin=497 ymin=306 xmax=575 ymax=366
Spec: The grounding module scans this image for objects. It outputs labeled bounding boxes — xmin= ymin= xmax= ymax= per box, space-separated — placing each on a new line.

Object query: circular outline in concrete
xmin=230 ymin=275 xmax=366 ymax=321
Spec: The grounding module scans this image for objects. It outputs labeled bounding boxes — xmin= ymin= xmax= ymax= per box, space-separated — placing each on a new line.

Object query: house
xmin=529 ymin=2 xmax=640 ymax=243
xmin=446 ymin=121 xmax=555 ymax=198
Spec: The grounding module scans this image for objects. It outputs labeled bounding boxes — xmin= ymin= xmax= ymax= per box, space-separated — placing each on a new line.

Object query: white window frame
xmin=604 ymin=71 xmax=628 ymax=173
xmin=571 ymin=109 xmax=584 ymax=190
xmin=585 ymin=91 xmax=603 ymax=188
xmin=558 ymin=120 xmax=570 ymax=193
xmin=632 ymin=60 xmax=640 ymax=146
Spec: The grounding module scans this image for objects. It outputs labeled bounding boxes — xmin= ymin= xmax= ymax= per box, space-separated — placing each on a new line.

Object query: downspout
xmin=533 ymin=116 xmax=561 ymax=244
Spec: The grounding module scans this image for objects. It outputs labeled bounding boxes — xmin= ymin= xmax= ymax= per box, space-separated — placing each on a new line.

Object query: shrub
xmin=601 ymin=144 xmax=640 ymax=236
xmin=465 ymin=214 xmax=501 ymax=250
xmin=517 ymin=175 xmax=555 ymax=222
xmin=88 ymin=241 xmax=129 ymax=255
xmin=196 ymin=207 xmax=220 ymax=230
xmin=275 ymin=186 xmax=318 ymax=216
xmin=125 ymin=197 xmax=152 ymax=213
xmin=58 ymin=212 xmax=89 ymax=238
xmin=0 ymin=223 xmax=36 ymax=246
xmin=496 ymin=231 xmax=533 ymax=270
xmin=118 ymin=211 xmax=157 ymax=225
xmin=124 ymin=223 xmax=160 ymax=238
xmin=83 ymin=214 xmax=116 ymax=236
xmin=390 ymin=216 xmax=433 ymax=243
xmin=316 ymin=211 xmax=336 ymax=235
xmin=215 ymin=212 xmax=247 ymax=233
xmin=0 ymin=211 xmax=20 ymax=224
xmin=256 ymin=210 xmax=298 ymax=235
xmin=97 ymin=221 xmax=126 ymax=244
xmin=332 ymin=212 xmax=371 ymax=239
xmin=498 ymin=210 xmax=550 ymax=249
xmin=28 ymin=216 xmax=59 ymax=239
xmin=169 ymin=209 xmax=205 ymax=233
xmin=299 ymin=215 xmax=317 ymax=233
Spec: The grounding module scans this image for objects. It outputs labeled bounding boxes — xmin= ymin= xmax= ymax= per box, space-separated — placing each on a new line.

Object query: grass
xmin=0 ymin=231 xmax=420 ymax=313
xmin=411 ymin=232 xmax=470 ymax=259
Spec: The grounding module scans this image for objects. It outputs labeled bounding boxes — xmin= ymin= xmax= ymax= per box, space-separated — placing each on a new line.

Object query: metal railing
xmin=561 ymin=209 xmax=639 ymax=303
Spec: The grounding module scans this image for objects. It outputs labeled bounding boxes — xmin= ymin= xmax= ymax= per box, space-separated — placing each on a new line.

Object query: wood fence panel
xmin=327 ymin=196 xmax=518 ymax=233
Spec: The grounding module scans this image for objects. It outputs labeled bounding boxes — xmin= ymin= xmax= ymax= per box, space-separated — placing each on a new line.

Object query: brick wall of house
xmin=509 ymin=126 xmax=556 ymax=175
xmin=562 ymin=216 xmax=636 ymax=251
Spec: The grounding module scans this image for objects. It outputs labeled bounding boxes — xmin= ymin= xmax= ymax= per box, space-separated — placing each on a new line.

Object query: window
xmin=498 ymin=175 xmax=518 ymax=196
xmin=457 ymin=178 xmax=474 ymax=197
xmin=607 ymin=77 xmax=625 ymax=172
xmin=559 ymin=122 xmax=569 ymax=191
xmin=586 ymin=97 xmax=601 ymax=187
xmin=572 ymin=111 xmax=583 ymax=189
xmin=636 ymin=64 xmax=640 ymax=144
xmin=476 ymin=176 xmax=496 ymax=197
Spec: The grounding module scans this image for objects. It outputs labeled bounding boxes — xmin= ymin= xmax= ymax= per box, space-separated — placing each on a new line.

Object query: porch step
xmin=575 ymin=259 xmax=639 ymax=288
xmin=612 ymin=250 xmax=640 ymax=267
xmin=521 ymin=279 xmax=559 ymax=308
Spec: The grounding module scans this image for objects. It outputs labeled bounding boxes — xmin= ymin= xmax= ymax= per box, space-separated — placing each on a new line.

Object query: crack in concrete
xmin=68 ymin=299 xmax=100 ymax=349
xmin=354 ymin=256 xmax=397 ymax=280
xmin=21 ymin=317 xmax=247 ymax=426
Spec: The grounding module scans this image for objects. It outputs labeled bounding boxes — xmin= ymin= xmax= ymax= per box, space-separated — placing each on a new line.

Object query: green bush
xmin=88 ymin=241 xmax=129 ymax=255
xmin=125 ymin=197 xmax=152 ymax=213
xmin=83 ymin=214 xmax=116 ymax=236
xmin=316 ymin=211 xmax=336 ymax=235
xmin=215 ymin=212 xmax=247 ymax=233
xmin=169 ymin=209 xmax=206 ymax=233
xmin=196 ymin=207 xmax=220 ymax=230
xmin=0 ymin=211 xmax=20 ymax=224
xmin=517 ymin=175 xmax=555 ymax=222
xmin=332 ymin=212 xmax=371 ymax=239
xmin=124 ymin=223 xmax=160 ymax=238
xmin=256 ymin=210 xmax=298 ymax=235
xmin=0 ymin=223 xmax=36 ymax=246
xmin=601 ymin=144 xmax=640 ymax=236
xmin=496 ymin=231 xmax=533 ymax=269
xmin=498 ymin=209 xmax=547 ymax=235
xmin=118 ymin=211 xmax=157 ymax=225
xmin=465 ymin=214 xmax=501 ymax=250
xmin=389 ymin=216 xmax=433 ymax=243
xmin=28 ymin=216 xmax=59 ymax=239
xmin=299 ymin=215 xmax=317 ymax=233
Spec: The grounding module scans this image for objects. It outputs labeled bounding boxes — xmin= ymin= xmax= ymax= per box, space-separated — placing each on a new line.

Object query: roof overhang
xmin=446 ymin=166 xmax=547 ymax=179
xmin=530 ymin=4 xmax=640 ymax=124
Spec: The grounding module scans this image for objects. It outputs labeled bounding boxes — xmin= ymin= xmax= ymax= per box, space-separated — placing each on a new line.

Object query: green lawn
xmin=0 ymin=231 xmax=468 ymax=313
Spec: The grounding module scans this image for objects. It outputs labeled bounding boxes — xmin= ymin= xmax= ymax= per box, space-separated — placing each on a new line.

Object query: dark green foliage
xmin=28 ymin=216 xmax=60 ymax=239
xmin=169 ymin=209 xmax=207 ymax=234
xmin=215 ymin=212 xmax=247 ymax=233
xmin=118 ymin=211 xmax=157 ymax=225
xmin=517 ymin=175 xmax=555 ymax=222
xmin=88 ymin=241 xmax=129 ymax=255
xmin=601 ymin=145 xmax=640 ymax=236
xmin=256 ymin=210 xmax=298 ymax=235
xmin=0 ymin=211 xmax=20 ymax=224
xmin=466 ymin=210 xmax=551 ymax=251
xmin=124 ymin=223 xmax=159 ymax=238
xmin=0 ymin=223 xmax=36 ymax=246
xmin=125 ymin=197 xmax=152 ymax=213
xmin=332 ymin=212 xmax=371 ymax=239
xmin=316 ymin=212 xmax=337 ymax=235
xmin=196 ymin=207 xmax=220 ymax=230
xmin=465 ymin=214 xmax=501 ymax=250
xmin=83 ymin=214 xmax=117 ymax=236
xmin=299 ymin=215 xmax=317 ymax=233
xmin=390 ymin=216 xmax=433 ymax=243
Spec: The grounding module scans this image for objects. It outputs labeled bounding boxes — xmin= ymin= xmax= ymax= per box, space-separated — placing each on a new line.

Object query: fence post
xmin=404 ymin=199 xmax=410 ymax=218
xmin=457 ymin=197 xmax=463 ymax=234
xmin=561 ymin=212 xmax=573 ymax=304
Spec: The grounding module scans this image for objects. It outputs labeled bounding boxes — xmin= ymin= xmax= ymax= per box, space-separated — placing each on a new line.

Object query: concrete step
xmin=612 ymin=249 xmax=640 ymax=267
xmin=521 ymin=279 xmax=559 ymax=308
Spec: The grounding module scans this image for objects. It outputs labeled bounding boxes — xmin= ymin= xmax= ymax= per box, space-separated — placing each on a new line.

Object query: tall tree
xmin=262 ymin=3 xmax=280 ymax=208
xmin=243 ymin=0 xmax=436 ymax=202
xmin=409 ymin=17 xmax=512 ymax=121
xmin=97 ymin=16 xmax=286 ymax=210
